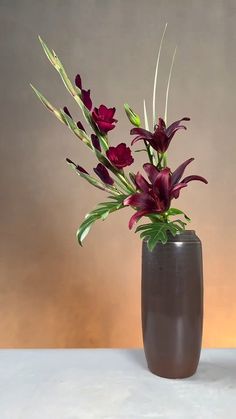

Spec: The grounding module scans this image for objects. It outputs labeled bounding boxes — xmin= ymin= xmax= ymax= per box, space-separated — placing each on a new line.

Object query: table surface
xmin=0 ymin=348 xmax=235 ymax=419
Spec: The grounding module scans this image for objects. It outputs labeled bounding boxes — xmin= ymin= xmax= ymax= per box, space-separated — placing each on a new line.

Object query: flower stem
xmin=144 ymin=140 xmax=153 ymax=164
xmin=116 ymin=172 xmax=136 ymax=193
xmin=162 ymin=152 xmax=167 ymax=167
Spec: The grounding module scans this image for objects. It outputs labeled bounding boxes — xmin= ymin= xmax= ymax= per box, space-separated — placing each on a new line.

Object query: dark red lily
xmin=75 ymin=74 xmax=92 ymax=111
xmin=124 ymin=159 xmax=208 ymax=229
xmin=94 ymin=163 xmax=114 ymax=185
xmin=130 ymin=117 xmax=190 ymax=153
xmin=106 ymin=143 xmax=134 ymax=169
xmin=92 ymin=105 xmax=117 ymax=133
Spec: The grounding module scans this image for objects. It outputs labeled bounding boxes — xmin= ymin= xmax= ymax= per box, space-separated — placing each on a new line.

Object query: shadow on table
xmin=189 ymin=360 xmax=236 ymax=384
xmin=127 ymin=350 xmax=236 ymax=384
xmin=126 ymin=349 xmax=147 ymax=370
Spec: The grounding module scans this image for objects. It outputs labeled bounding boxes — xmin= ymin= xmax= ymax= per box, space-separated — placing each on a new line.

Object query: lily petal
xmin=128 ymin=210 xmax=150 ymax=230
xmin=154 ymin=168 xmax=171 ymax=203
xmin=143 ymin=163 xmax=160 ymax=184
xmin=135 ymin=172 xmax=150 ymax=192
xmin=123 ymin=193 xmax=155 ymax=210
xmin=181 ymin=175 xmax=208 ymax=184
xmin=166 ymin=117 xmax=190 ymax=136
xmin=131 ymin=128 xmax=154 ymax=146
xmin=170 ymin=182 xmax=188 ymax=199
xmin=171 ymin=158 xmax=194 ymax=186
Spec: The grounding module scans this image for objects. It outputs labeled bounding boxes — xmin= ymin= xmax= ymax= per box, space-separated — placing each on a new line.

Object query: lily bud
xmin=124 ymin=103 xmax=141 ymax=127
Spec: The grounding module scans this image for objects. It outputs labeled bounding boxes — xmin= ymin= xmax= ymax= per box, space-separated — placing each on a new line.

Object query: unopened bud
xmin=124 ymin=103 xmax=141 ymax=127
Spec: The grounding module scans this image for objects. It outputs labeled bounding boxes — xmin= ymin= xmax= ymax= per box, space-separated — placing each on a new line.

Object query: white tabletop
xmin=0 ymin=349 xmax=235 ymax=419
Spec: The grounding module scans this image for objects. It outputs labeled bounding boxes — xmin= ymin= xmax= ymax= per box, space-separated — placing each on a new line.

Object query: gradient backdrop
xmin=1 ymin=0 xmax=236 ymax=348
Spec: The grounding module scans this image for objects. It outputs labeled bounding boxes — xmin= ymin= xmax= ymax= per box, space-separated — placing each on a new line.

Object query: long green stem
xmin=162 ymin=152 xmax=167 ymax=167
xmin=152 ymin=23 xmax=168 ymax=127
xmin=143 ymin=99 xmax=156 ymax=165
xmin=116 ymin=172 xmax=135 ymax=193
xmin=164 ymin=47 xmax=177 ymax=125
xmin=144 ymin=140 xmax=153 ymax=164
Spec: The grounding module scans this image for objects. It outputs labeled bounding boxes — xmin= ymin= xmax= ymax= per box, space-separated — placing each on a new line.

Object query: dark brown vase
xmin=142 ymin=230 xmax=203 ymax=379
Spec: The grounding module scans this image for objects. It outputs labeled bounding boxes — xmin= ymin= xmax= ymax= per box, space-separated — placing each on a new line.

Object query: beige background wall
xmin=0 ymin=0 xmax=236 ymax=348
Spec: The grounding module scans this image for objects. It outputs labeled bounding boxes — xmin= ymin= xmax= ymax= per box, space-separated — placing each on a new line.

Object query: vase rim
xmin=142 ymin=229 xmax=200 ymax=245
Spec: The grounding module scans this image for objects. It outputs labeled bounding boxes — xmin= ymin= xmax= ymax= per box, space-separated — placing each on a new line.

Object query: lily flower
xmin=92 ymin=105 xmax=117 ymax=133
xmin=75 ymin=74 xmax=92 ymax=111
xmin=124 ymin=159 xmax=208 ymax=229
xmin=124 ymin=167 xmax=171 ymax=229
xmin=130 ymin=117 xmax=190 ymax=153
xmin=106 ymin=143 xmax=134 ymax=169
xmin=94 ymin=163 xmax=114 ymax=185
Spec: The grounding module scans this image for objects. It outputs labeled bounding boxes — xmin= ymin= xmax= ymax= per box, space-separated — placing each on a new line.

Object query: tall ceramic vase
xmin=142 ymin=230 xmax=203 ymax=379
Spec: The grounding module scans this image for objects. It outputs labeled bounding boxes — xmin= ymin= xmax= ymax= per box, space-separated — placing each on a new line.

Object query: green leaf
xmin=167 ymin=208 xmax=191 ymax=222
xmin=30 ymin=84 xmax=65 ymax=124
xmin=148 ymin=214 xmax=164 ymax=222
xmin=76 ymin=201 xmax=124 ymax=246
xmin=172 ymin=219 xmax=187 ymax=229
xmin=134 ymin=149 xmax=147 ymax=153
xmin=38 ymin=36 xmax=57 ymax=66
xmin=107 ymin=194 xmax=128 ymax=203
xmin=135 ymin=220 xmax=186 ymax=252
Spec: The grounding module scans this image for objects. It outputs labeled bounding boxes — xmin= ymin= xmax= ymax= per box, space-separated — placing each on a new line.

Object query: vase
xmin=141 ymin=230 xmax=203 ymax=379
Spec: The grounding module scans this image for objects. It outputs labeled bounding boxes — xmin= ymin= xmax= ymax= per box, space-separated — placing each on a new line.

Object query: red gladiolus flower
xmin=66 ymin=158 xmax=88 ymax=174
xmin=63 ymin=106 xmax=72 ymax=118
xmin=75 ymin=74 xmax=92 ymax=111
xmin=106 ymin=143 xmax=134 ymax=169
xmin=91 ymin=134 xmax=101 ymax=152
xmin=130 ymin=117 xmax=190 ymax=153
xmin=124 ymin=159 xmax=208 ymax=229
xmin=92 ymin=105 xmax=117 ymax=133
xmin=94 ymin=163 xmax=114 ymax=185
xmin=77 ymin=121 xmax=86 ymax=132
xmin=63 ymin=107 xmax=86 ymax=132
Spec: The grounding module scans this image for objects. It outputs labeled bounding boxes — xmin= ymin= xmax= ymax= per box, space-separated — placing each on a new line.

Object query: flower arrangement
xmin=31 ymin=29 xmax=207 ymax=251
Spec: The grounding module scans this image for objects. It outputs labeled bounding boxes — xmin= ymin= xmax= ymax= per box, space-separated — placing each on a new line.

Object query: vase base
xmin=147 ymin=364 xmax=198 ymax=379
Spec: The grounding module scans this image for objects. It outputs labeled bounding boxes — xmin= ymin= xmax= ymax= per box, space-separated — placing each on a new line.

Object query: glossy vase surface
xmin=142 ymin=230 xmax=203 ymax=379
